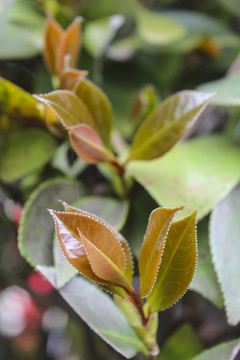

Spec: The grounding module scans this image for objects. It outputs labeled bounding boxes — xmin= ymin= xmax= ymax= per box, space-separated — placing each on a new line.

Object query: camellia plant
xmin=48 ymin=202 xmax=197 ymax=358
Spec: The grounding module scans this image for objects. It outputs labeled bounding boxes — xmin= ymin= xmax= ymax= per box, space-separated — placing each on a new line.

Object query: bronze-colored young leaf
xmin=128 ymin=91 xmax=215 ymax=161
xmin=75 ymin=79 xmax=112 ymax=146
xmin=146 ymin=211 xmax=197 ymax=313
xmin=60 ymin=69 xmax=88 ymax=91
xmin=139 ymin=206 xmax=184 ymax=298
xmin=68 ymin=124 xmax=117 ymax=164
xmin=56 ymin=17 xmax=82 ymax=75
xmin=34 ymin=90 xmax=97 ymax=131
xmin=43 ymin=14 xmax=64 ymax=75
xmin=60 ymin=201 xmax=134 ymax=283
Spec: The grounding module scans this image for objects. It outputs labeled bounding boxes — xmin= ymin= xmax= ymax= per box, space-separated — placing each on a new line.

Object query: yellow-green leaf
xmin=75 ymin=79 xmax=112 ymax=146
xmin=139 ymin=207 xmax=183 ymax=298
xmin=146 ymin=211 xmax=197 ymax=313
xmin=128 ymin=91 xmax=215 ymax=161
xmin=34 ymin=90 xmax=97 ymax=131
xmin=68 ymin=124 xmax=117 ymax=164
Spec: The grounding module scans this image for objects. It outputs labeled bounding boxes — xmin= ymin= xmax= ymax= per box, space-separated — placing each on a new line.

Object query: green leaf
xmin=139 ymin=206 xmax=183 ymax=297
xmin=146 ymin=211 xmax=197 ymax=313
xmin=0 ymin=0 xmax=45 ymax=59
xmin=210 ymin=184 xmax=240 ymax=325
xmin=68 ymin=124 xmax=117 ymax=164
xmin=190 ymin=219 xmax=224 ymax=308
xmin=128 ymin=91 xmax=214 ymax=161
xmin=18 ymin=179 xmax=83 ymax=267
xmin=83 ymin=15 xmax=124 ymax=58
xmin=74 ymin=79 xmax=112 ymax=146
xmin=135 ymin=3 xmax=186 ymax=45
xmin=159 ymin=324 xmax=203 ymax=360
xmin=0 ymin=128 xmax=57 ymax=182
xmin=216 ymin=0 xmax=240 ymax=17
xmin=197 ymin=72 xmax=240 ymax=107
xmin=36 ymin=266 xmax=147 ymax=358
xmin=191 ymin=339 xmax=240 ymax=360
xmin=34 ymin=90 xmax=97 ymax=131
xmin=128 ymin=135 xmax=240 ymax=221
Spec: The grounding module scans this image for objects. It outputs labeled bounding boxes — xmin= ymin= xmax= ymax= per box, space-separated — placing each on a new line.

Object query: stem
xmin=110 ymin=160 xmax=129 ymax=197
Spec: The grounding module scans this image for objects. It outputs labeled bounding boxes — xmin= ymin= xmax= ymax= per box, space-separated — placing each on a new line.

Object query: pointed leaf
xmin=60 ymin=69 xmax=88 ymax=91
xmin=127 ymin=135 xmax=240 ymax=220
xmin=128 ymin=91 xmax=215 ymax=161
xmin=18 ymin=179 xmax=82 ymax=267
xmin=190 ymin=219 xmax=224 ymax=308
xmin=69 ymin=124 xmax=117 ymax=164
xmin=0 ymin=128 xmax=57 ymax=182
xmin=192 ymin=339 xmax=240 ymax=360
xmin=34 ymin=90 xmax=97 ymax=131
xmin=56 ymin=17 xmax=82 ymax=75
xmin=139 ymin=206 xmax=184 ymax=298
xmin=61 ymin=201 xmax=133 ymax=283
xmin=210 ymin=184 xmax=240 ymax=325
xmin=75 ymin=79 xmax=112 ymax=145
xmin=146 ymin=211 xmax=197 ymax=313
xmin=43 ymin=14 xmax=64 ymax=75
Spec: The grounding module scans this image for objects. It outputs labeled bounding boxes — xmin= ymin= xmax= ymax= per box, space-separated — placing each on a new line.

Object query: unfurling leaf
xmin=139 ymin=206 xmax=184 ymax=298
xmin=128 ymin=91 xmax=215 ymax=161
xmin=60 ymin=69 xmax=88 ymax=91
xmin=68 ymin=124 xmax=117 ymax=164
xmin=34 ymin=90 xmax=97 ymax=131
xmin=49 ymin=206 xmax=134 ymax=294
xmin=75 ymin=79 xmax=112 ymax=146
xmin=146 ymin=210 xmax=197 ymax=313
xmin=43 ymin=15 xmax=82 ymax=76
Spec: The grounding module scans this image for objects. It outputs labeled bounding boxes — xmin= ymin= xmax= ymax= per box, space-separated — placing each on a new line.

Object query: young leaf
xmin=210 ymin=184 xmax=240 ymax=325
xmin=43 ymin=14 xmax=64 ymax=75
xmin=74 ymin=79 xmax=112 ymax=146
xmin=56 ymin=17 xmax=82 ymax=75
xmin=34 ymin=90 xmax=97 ymax=131
xmin=68 ymin=124 xmax=117 ymax=164
xmin=61 ymin=201 xmax=133 ymax=283
xmin=127 ymin=135 xmax=240 ymax=220
xmin=128 ymin=91 xmax=215 ymax=161
xmin=139 ymin=206 xmax=184 ymax=298
xmin=60 ymin=69 xmax=88 ymax=91
xmin=146 ymin=211 xmax=197 ymax=313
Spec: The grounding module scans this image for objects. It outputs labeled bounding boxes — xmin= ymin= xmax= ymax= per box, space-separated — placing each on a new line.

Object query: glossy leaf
xmin=190 ymin=220 xmax=224 ymax=308
xmin=159 ymin=324 xmax=202 ymax=360
xmin=192 ymin=339 xmax=240 ymax=360
xmin=139 ymin=206 xmax=183 ymax=298
xmin=135 ymin=3 xmax=186 ymax=45
xmin=34 ymin=90 xmax=97 ymax=131
xmin=0 ymin=128 xmax=57 ymax=182
xmin=68 ymin=124 xmax=117 ymax=164
xmin=49 ymin=208 xmax=133 ymax=292
xmin=74 ymin=79 xmax=112 ymax=146
xmin=43 ymin=14 xmax=64 ymax=75
xmin=18 ymin=179 xmax=81 ymax=267
xmin=127 ymin=135 xmax=240 ymax=220
xmin=146 ymin=211 xmax=197 ymax=313
xmin=210 ymin=185 xmax=240 ymax=325
xmin=128 ymin=91 xmax=214 ymax=161
xmin=61 ymin=200 xmax=133 ymax=283
xmin=197 ymin=72 xmax=240 ymax=107
xmin=37 ymin=266 xmax=146 ymax=359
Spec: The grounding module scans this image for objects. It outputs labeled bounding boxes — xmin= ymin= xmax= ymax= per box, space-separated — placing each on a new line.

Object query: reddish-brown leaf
xmin=68 ymin=124 xmax=117 ymax=164
xmin=60 ymin=69 xmax=88 ymax=91
xmin=139 ymin=207 xmax=184 ymax=297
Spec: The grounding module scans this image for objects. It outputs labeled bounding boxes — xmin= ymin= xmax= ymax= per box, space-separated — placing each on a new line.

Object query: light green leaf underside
xmin=36 ymin=267 xmax=145 ymax=358
xmin=191 ymin=338 xmax=240 ymax=360
xmin=159 ymin=324 xmax=203 ymax=360
xmin=210 ymin=184 xmax=240 ymax=325
xmin=0 ymin=128 xmax=57 ymax=182
xmin=128 ymin=135 xmax=240 ymax=221
xmin=18 ymin=178 xmax=84 ymax=267
xmin=190 ymin=220 xmax=224 ymax=308
xmin=197 ymin=72 xmax=240 ymax=107
xmin=129 ymin=90 xmax=214 ymax=161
